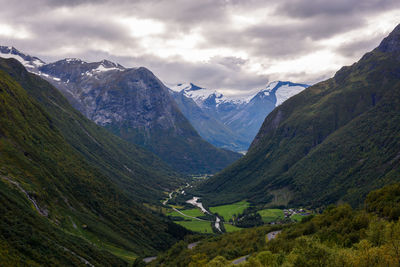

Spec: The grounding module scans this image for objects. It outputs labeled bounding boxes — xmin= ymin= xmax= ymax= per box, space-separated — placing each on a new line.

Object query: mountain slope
xmin=152 ymin=183 xmax=400 ymax=266
xmin=196 ymin=24 xmax=400 ymax=207
xmin=0 ymin=58 xmax=188 ymax=264
xmin=34 ymin=59 xmax=241 ymax=174
xmin=170 ymin=82 xmax=308 ymax=152
xmin=0 ymin=57 xmax=182 ymax=204
xmin=224 ymin=81 xmax=309 ymax=146
xmin=170 ymin=88 xmax=249 ymax=152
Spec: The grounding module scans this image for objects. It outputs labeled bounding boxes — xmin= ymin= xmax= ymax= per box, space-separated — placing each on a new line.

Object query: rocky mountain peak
xmin=0 ymin=45 xmax=45 ymax=70
xmin=98 ymin=59 xmax=125 ymax=69
xmin=377 ymin=23 xmax=400 ymax=53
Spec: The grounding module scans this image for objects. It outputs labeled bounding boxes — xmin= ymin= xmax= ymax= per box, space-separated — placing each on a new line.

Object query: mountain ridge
xmin=196 ymin=23 xmax=400 ymax=207
xmin=0 ymin=46 xmax=241 ymax=174
xmin=0 ymin=58 xmax=189 ymax=264
xmin=170 ymin=81 xmax=309 ymax=152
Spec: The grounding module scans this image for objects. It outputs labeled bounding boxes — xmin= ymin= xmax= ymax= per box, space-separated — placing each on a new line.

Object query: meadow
xmin=209 ymin=201 xmax=250 ymax=221
xmin=257 ymin=209 xmax=285 ymax=223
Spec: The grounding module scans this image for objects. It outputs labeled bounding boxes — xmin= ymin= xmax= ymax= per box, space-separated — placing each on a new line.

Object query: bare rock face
xmin=377 ymin=24 xmax=400 ymax=53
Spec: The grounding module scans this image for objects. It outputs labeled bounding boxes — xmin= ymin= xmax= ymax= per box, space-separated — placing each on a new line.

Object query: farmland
xmin=257 ymin=209 xmax=285 ymax=223
xmin=209 ymin=201 xmax=250 ymax=221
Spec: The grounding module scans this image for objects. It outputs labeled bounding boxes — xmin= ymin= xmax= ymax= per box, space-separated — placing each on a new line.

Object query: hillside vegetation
xmin=0 ymin=58 xmax=183 ymax=204
xmin=0 ymin=59 xmax=188 ymax=265
xmin=152 ymin=182 xmax=400 ymax=266
xmin=197 ymin=24 xmax=400 ymax=208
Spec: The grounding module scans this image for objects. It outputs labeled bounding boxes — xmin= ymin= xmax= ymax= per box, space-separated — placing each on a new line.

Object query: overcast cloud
xmin=0 ymin=0 xmax=399 ymax=96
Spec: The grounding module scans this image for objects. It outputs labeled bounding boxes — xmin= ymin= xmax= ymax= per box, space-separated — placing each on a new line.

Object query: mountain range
xmin=196 ymin=24 xmax=400 ymax=208
xmin=0 ymin=57 xmax=189 ymax=264
xmin=0 ymin=47 xmax=241 ymax=174
xmin=2 ymin=21 xmax=400 ymax=267
xmin=170 ymin=81 xmax=309 ymax=152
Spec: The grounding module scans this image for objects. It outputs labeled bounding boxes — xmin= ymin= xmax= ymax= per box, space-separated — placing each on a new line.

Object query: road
xmin=172 ymin=208 xmax=210 ymax=221
xmin=267 ymin=230 xmax=282 ymax=241
xmin=163 ymin=192 xmax=173 ymax=205
xmin=143 ymin=256 xmax=157 ymax=263
xmin=232 ymin=255 xmax=249 ymax=265
xmin=188 ymin=241 xmax=200 ymax=249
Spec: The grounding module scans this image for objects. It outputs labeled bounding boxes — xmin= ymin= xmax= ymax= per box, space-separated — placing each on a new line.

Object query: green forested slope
xmin=0 ymin=60 xmax=188 ymax=265
xmin=197 ymin=24 xmax=400 ymax=207
xmin=0 ymin=58 xmax=183 ymax=204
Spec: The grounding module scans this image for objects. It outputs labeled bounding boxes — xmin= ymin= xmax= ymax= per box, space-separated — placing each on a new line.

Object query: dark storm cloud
xmin=276 ymin=0 xmax=400 ymax=18
xmin=335 ymin=36 xmax=384 ymax=58
xmin=112 ymin=53 xmax=269 ymax=93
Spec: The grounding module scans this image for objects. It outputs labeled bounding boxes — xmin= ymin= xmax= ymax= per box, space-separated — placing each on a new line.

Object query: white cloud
xmin=0 ymin=24 xmax=32 ymax=39
xmin=117 ymin=17 xmax=166 ymax=38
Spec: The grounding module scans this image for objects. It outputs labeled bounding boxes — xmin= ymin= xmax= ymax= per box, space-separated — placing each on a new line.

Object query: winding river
xmin=186 ymin=197 xmax=222 ymax=232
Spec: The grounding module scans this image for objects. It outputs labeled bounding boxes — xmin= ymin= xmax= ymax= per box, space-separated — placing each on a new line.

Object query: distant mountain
xmin=0 ymin=58 xmax=189 ymax=264
xmin=196 ymin=24 xmax=400 ymax=207
xmin=170 ymin=81 xmax=309 ymax=152
xmin=170 ymin=84 xmax=249 ymax=152
xmin=0 ymin=48 xmax=241 ymax=174
xmin=0 ymin=46 xmax=45 ymax=70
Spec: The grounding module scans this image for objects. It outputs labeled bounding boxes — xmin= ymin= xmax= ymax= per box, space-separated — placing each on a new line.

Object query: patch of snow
xmin=52 ymin=77 xmax=61 ymax=81
xmin=169 ymin=82 xmax=192 ymax=92
xmin=0 ymin=52 xmax=34 ymax=68
xmin=65 ymin=58 xmax=83 ymax=63
xmin=92 ymin=64 xmax=121 ymax=73
xmin=275 ymin=85 xmax=307 ymax=106
xmin=170 ymin=82 xmax=255 ymax=107
xmin=33 ymin=59 xmax=44 ymax=67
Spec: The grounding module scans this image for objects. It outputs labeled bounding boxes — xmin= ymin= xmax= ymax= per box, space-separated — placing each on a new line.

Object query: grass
xmin=224 ymin=224 xmax=242 ymax=233
xmin=175 ymin=220 xmax=213 ymax=234
xmin=258 ymin=209 xmax=285 ymax=223
xmin=167 ymin=208 xmax=213 ymax=233
xmin=209 ymin=201 xmax=250 ymax=221
xmin=167 ymin=208 xmax=204 ymax=218
xmin=291 ymin=214 xmax=305 ymax=222
xmin=102 ymin=244 xmax=137 ymax=264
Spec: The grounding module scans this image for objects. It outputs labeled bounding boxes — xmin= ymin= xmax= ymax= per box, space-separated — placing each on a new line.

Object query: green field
xmin=258 ymin=209 xmax=285 ymax=223
xmin=167 ymin=208 xmax=213 ymax=233
xmin=175 ymin=220 xmax=213 ymax=233
xmin=209 ymin=201 xmax=250 ymax=221
xmin=167 ymin=208 xmax=204 ymax=218
xmin=224 ymin=224 xmax=242 ymax=232
xmin=291 ymin=214 xmax=305 ymax=222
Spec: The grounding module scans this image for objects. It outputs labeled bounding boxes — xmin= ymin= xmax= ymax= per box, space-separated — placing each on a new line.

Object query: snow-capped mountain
xmin=170 ymin=82 xmax=248 ymax=108
xmin=0 ymin=46 xmax=240 ymax=173
xmin=170 ymin=81 xmax=309 ymax=152
xmin=255 ymin=81 xmax=309 ymax=106
xmin=0 ymin=46 xmax=45 ymax=70
xmin=0 ymin=45 xmax=308 ymax=154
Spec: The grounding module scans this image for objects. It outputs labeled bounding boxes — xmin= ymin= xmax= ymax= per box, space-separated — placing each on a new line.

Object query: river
xmin=186 ymin=196 xmax=221 ymax=232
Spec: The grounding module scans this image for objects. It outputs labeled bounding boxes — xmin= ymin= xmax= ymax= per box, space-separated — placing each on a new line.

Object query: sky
xmin=0 ymin=0 xmax=399 ymax=96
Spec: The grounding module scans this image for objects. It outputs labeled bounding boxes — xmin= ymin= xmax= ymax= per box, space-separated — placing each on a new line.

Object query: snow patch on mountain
xmin=258 ymin=81 xmax=309 ymax=107
xmin=93 ymin=64 xmax=123 ymax=73
xmin=275 ymin=84 xmax=307 ymax=106
xmin=170 ymin=82 xmax=250 ymax=107
xmin=0 ymin=46 xmax=45 ymax=69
